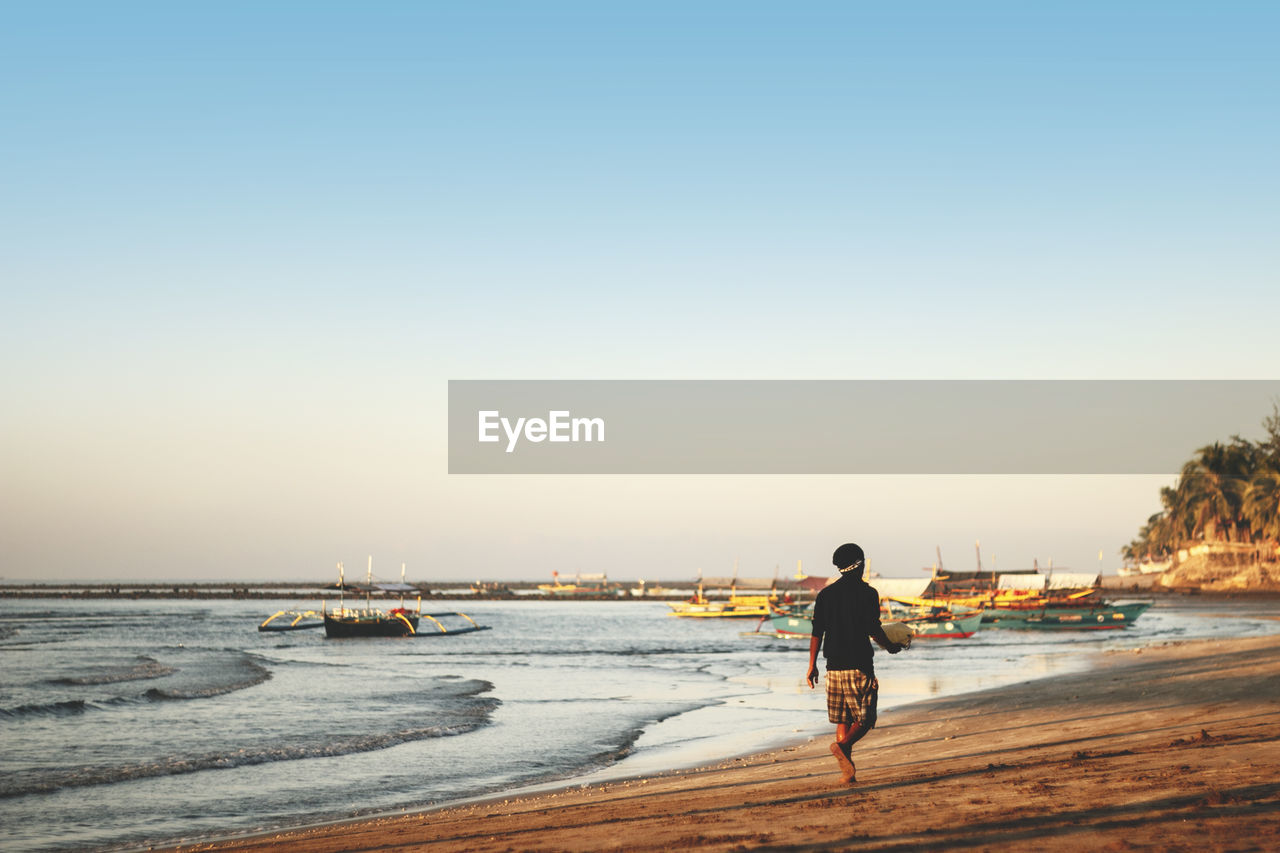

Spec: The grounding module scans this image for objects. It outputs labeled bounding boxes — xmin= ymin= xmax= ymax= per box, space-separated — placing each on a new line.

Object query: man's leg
xmin=828 ymin=735 xmax=856 ymax=782
xmin=835 ymin=721 xmax=871 ymax=753
xmin=826 ymin=671 xmax=869 ymax=783
xmin=831 ymin=673 xmax=878 ymax=782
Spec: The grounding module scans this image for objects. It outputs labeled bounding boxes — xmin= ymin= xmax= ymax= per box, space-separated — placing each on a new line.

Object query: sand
xmin=171 ymin=633 xmax=1280 ymax=852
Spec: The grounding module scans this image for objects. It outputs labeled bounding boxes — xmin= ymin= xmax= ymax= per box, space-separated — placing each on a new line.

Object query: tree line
xmin=1124 ymin=403 xmax=1280 ymax=563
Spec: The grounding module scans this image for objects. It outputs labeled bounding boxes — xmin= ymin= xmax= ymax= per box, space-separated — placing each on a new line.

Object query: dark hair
xmin=832 ymin=543 xmax=865 ymax=572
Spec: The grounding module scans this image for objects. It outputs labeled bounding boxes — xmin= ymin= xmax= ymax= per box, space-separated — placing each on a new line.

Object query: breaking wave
xmin=139 ymin=656 xmax=271 ymax=700
xmin=0 ymin=686 xmax=499 ymax=798
xmin=0 ymin=699 xmax=92 ymax=719
xmin=3 ymin=653 xmax=272 ymax=720
xmin=48 ymin=656 xmax=178 ymax=686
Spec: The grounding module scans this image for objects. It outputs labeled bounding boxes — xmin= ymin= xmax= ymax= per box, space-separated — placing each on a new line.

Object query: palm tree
xmin=1124 ymin=514 xmax=1166 ymax=562
xmin=1179 ymin=440 xmax=1257 ymax=543
xmin=1130 ymin=405 xmax=1280 ymax=562
xmin=1156 ymin=482 xmax=1193 ymax=550
xmin=1244 ymin=462 xmax=1280 ymax=546
xmin=1261 ymin=399 xmax=1280 ymax=463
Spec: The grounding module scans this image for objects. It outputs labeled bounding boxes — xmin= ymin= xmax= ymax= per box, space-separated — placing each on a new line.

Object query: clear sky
xmin=2 ymin=3 xmax=1277 ymax=582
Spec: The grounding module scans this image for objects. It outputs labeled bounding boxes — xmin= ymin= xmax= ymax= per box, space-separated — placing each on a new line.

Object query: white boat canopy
xmin=997 ymin=574 xmax=1047 ymax=591
xmin=996 ymin=572 xmax=1100 ymax=591
xmin=1046 ymin=572 xmax=1101 ymax=590
xmin=871 ymin=578 xmax=933 ymax=599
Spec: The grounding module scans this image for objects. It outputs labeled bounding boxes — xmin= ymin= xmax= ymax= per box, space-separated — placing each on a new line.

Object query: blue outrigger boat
xmin=979 ymin=601 xmax=1151 ymax=630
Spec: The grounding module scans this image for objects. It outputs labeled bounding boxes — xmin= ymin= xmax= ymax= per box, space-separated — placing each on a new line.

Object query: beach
xmin=168 ymin=632 xmax=1280 ymax=852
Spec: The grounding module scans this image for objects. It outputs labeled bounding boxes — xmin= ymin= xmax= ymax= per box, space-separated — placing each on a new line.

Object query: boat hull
xmin=981 ymin=602 xmax=1151 ymax=630
xmin=670 ymin=595 xmax=774 ymax=618
xmin=768 ymin=612 xmax=813 ymax=637
xmin=904 ymin=611 xmax=983 ymax=639
xmin=766 ymin=611 xmax=979 ymax=640
xmin=671 ymin=603 xmax=772 ymax=618
xmin=323 ymin=611 xmax=420 ymax=638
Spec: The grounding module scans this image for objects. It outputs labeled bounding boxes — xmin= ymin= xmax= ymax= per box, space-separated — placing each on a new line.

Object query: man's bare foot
xmin=828 ymin=741 xmax=856 ymax=783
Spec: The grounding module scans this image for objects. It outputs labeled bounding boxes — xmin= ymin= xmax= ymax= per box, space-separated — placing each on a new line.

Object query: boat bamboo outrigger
xmin=258 ymin=609 xmax=324 ymax=631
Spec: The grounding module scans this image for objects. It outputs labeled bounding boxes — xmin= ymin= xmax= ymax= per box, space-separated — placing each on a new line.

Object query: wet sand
xmin=172 ymin=634 xmax=1280 ymax=852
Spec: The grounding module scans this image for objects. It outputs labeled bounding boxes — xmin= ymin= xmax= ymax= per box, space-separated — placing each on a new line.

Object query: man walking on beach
xmin=806 ymin=542 xmax=904 ymax=783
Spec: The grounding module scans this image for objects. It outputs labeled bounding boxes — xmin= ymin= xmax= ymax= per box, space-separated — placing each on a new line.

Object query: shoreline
xmin=161 ymin=632 xmax=1280 ymax=852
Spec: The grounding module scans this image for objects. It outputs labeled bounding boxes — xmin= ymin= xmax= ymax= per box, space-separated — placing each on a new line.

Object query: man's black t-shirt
xmin=811 ymin=574 xmax=882 ymax=675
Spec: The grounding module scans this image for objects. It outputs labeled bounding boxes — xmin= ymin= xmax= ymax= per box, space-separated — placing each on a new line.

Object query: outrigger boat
xmin=259 ymin=558 xmax=489 ymax=638
xmin=671 ymin=592 xmax=774 ymax=618
xmin=763 ymin=602 xmax=814 ymax=639
xmin=670 ymin=583 xmax=775 ymax=618
xmin=537 ymin=571 xmax=618 ymax=597
xmin=883 ymin=600 xmax=984 ymax=639
xmin=889 ymin=591 xmax=1151 ymax=631
xmin=320 ymin=558 xmax=420 ymax=637
xmin=910 ymin=545 xmax=1152 ymax=630
xmin=760 ymin=599 xmax=980 ymax=641
xmin=669 ymin=566 xmax=779 ymax=618
xmin=936 ymin=586 xmax=1104 ymax=611
xmin=979 ymin=601 xmax=1151 ymax=630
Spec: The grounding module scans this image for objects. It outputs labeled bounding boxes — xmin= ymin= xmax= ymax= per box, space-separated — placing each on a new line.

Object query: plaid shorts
xmin=825 ymin=669 xmax=878 ymax=727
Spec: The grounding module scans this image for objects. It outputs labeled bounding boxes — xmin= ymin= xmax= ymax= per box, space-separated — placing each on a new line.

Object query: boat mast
xmin=366 ymin=556 xmax=373 ymax=611
xmin=400 ymin=562 xmax=407 ymax=609
xmin=338 ymin=562 xmax=344 ymax=613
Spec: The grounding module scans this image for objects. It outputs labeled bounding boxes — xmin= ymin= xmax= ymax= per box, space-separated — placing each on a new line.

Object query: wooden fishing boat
xmin=671 ymin=595 xmax=774 ymax=618
xmin=766 ymin=603 xmax=814 ymax=638
xmin=902 ymin=549 xmax=1142 ymax=628
xmin=670 ymin=587 xmax=775 ymax=618
xmin=537 ymin=571 xmax=618 ymax=596
xmin=908 ymin=611 xmax=983 ymax=639
xmin=323 ymin=607 xmax=489 ymax=637
xmin=670 ymin=564 xmax=783 ymax=618
xmin=883 ymin=600 xmax=984 ymax=639
xmin=316 ymin=558 xmax=421 ymax=637
xmin=323 ymin=605 xmax=419 ymax=637
xmin=763 ymin=600 xmax=977 ymax=641
xmin=920 ymin=545 xmax=1106 ymax=612
xmin=939 ymin=587 xmax=1104 ymax=611
xmin=259 ymin=559 xmax=489 ymax=638
xmin=980 ymin=601 xmax=1152 ymax=630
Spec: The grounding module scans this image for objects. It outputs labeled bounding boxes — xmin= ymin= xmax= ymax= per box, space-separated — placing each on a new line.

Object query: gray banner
xmin=447 ymin=380 xmax=1280 ymax=474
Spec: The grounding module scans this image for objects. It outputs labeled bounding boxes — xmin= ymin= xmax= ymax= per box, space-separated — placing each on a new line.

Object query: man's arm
xmin=868 ymin=592 xmax=904 ymax=653
xmin=870 ymin=624 xmax=904 ymax=654
xmin=806 ymin=635 xmax=821 ymax=688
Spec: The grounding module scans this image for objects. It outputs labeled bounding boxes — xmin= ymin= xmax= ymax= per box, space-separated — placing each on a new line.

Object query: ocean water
xmin=1 ymin=595 xmax=1277 ymax=851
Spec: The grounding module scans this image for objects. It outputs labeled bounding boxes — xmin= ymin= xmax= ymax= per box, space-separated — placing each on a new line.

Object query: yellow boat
xmin=537 ymin=571 xmax=617 ymax=596
xmin=914 ymin=587 xmax=1100 ymax=611
xmin=668 ymin=580 xmax=776 ymax=618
